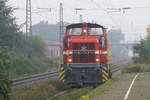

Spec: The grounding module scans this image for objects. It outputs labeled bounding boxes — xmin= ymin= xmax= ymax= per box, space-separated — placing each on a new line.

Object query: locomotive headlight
xmin=83 ymin=29 xmax=87 ymax=33
xmin=68 ymin=51 xmax=73 ymax=54
xmin=96 ymin=58 xmax=100 ymax=62
xmin=95 ymin=51 xmax=99 ymax=54
xmin=68 ymin=58 xmax=72 ymax=62
xmin=64 ymin=51 xmax=73 ymax=55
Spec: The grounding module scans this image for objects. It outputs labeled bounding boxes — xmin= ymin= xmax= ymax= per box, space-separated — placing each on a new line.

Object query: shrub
xmin=133 ymin=36 xmax=150 ymax=63
xmin=53 ymin=87 xmax=92 ymax=100
xmin=0 ymin=47 xmax=11 ymax=100
xmin=12 ymin=79 xmax=58 ymax=100
xmin=122 ymin=64 xmax=150 ymax=73
xmin=9 ymin=55 xmax=59 ymax=79
xmin=143 ymin=64 xmax=150 ymax=72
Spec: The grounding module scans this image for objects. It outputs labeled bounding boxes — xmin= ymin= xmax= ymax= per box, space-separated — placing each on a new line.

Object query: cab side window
xmin=65 ymin=37 xmax=70 ymax=48
xmin=100 ymin=37 xmax=105 ymax=48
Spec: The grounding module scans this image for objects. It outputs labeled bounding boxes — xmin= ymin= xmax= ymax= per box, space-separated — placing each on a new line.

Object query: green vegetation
xmin=10 ymin=35 xmax=59 ymax=78
xmin=12 ymin=78 xmax=92 ymax=100
xmin=0 ymin=0 xmax=59 ymax=79
xmin=133 ymin=36 xmax=150 ymax=63
xmin=10 ymin=57 xmax=59 ymax=78
xmin=0 ymin=47 xmax=11 ymax=100
xmin=11 ymin=79 xmax=68 ymax=100
xmin=122 ymin=64 xmax=150 ymax=73
xmin=53 ymin=87 xmax=92 ymax=100
xmin=0 ymin=0 xmax=59 ymax=99
xmin=0 ymin=0 xmax=15 ymax=99
xmin=88 ymin=74 xmax=123 ymax=100
xmin=88 ymin=79 xmax=114 ymax=99
xmin=125 ymin=33 xmax=150 ymax=73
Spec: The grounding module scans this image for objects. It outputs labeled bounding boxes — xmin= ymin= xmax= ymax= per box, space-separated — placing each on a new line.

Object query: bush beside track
xmin=52 ymin=87 xmax=92 ymax=100
xmin=11 ymin=79 xmax=68 ymax=100
xmin=88 ymin=76 xmax=119 ymax=99
xmin=12 ymin=64 xmax=138 ymax=100
xmin=9 ymin=57 xmax=59 ymax=79
xmin=11 ymin=78 xmax=92 ymax=100
xmin=122 ymin=64 xmax=150 ymax=73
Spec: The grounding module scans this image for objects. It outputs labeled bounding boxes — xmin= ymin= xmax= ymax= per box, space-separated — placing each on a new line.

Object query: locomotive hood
xmin=69 ymin=36 xmax=100 ymax=43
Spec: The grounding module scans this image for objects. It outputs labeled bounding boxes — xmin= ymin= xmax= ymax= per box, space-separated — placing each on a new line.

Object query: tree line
xmin=0 ymin=0 xmax=46 ymax=100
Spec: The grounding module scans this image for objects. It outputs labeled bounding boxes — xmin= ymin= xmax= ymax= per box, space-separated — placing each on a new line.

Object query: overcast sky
xmin=8 ymin=0 xmax=150 ymax=41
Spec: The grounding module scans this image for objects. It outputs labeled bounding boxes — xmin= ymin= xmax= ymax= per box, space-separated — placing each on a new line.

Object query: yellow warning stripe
xmin=103 ymin=67 xmax=107 ymax=71
xmin=102 ymin=67 xmax=109 ymax=81
xmin=102 ymin=74 xmax=108 ymax=81
xmin=60 ymin=75 xmax=65 ymax=81
xmin=59 ymin=71 xmax=65 ymax=78
xmin=102 ymin=70 xmax=109 ymax=77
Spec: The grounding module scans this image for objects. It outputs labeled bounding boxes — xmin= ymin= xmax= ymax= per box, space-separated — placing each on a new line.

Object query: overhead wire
xmin=12 ymin=0 xmax=150 ymax=27
xmin=89 ymin=0 xmax=120 ymax=27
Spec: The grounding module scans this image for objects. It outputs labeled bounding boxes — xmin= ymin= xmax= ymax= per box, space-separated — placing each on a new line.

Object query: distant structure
xmin=32 ymin=21 xmax=69 ymax=41
xmin=108 ymin=29 xmax=129 ymax=62
xmin=146 ymin=25 xmax=150 ymax=36
xmin=32 ymin=21 xmax=69 ymax=57
xmin=44 ymin=40 xmax=60 ymax=57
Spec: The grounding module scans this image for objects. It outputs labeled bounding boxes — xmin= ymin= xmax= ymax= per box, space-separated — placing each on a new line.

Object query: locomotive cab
xmin=59 ymin=23 xmax=111 ymax=87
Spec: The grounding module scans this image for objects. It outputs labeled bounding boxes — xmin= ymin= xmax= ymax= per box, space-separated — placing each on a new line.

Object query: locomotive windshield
xmin=88 ymin=28 xmax=103 ymax=35
xmin=67 ymin=28 xmax=82 ymax=35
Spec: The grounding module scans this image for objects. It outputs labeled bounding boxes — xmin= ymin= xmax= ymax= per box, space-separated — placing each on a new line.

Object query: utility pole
xmin=26 ymin=0 xmax=32 ymax=37
xmin=26 ymin=0 xmax=32 ymax=57
xmin=59 ymin=3 xmax=63 ymax=55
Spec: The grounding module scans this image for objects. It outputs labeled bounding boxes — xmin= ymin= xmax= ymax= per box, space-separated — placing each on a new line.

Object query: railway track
xmin=47 ymin=67 xmax=124 ymax=100
xmin=12 ymin=71 xmax=58 ymax=89
xmin=111 ymin=66 xmax=122 ymax=74
xmin=12 ymin=65 xmax=123 ymax=90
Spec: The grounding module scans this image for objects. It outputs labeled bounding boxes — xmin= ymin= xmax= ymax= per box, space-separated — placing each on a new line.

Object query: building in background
xmin=32 ymin=21 xmax=69 ymax=57
xmin=44 ymin=40 xmax=60 ymax=57
xmin=108 ymin=29 xmax=129 ymax=62
xmin=32 ymin=21 xmax=69 ymax=41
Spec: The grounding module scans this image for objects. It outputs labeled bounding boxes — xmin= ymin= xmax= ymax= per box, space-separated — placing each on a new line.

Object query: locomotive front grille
xmin=72 ymin=43 xmax=95 ymax=50
xmin=72 ymin=43 xmax=96 ymax=63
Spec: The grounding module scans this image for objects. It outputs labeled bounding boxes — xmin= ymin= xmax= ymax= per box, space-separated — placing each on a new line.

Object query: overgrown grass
xmin=52 ymin=73 xmax=123 ymax=100
xmin=11 ymin=79 xmax=68 ymax=100
xmin=88 ymin=74 xmax=122 ymax=99
xmin=11 ymin=78 xmax=92 ymax=100
xmin=52 ymin=87 xmax=92 ymax=100
xmin=122 ymin=63 xmax=150 ymax=73
xmin=9 ymin=56 xmax=59 ymax=79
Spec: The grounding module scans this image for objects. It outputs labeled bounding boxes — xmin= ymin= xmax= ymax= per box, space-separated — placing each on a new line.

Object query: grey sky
xmin=8 ymin=0 xmax=150 ymax=41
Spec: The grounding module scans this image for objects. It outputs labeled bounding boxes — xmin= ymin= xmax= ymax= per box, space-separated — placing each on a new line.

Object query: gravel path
xmin=90 ymin=73 xmax=137 ymax=100
xmin=90 ymin=72 xmax=150 ymax=100
xmin=128 ymin=72 xmax=150 ymax=100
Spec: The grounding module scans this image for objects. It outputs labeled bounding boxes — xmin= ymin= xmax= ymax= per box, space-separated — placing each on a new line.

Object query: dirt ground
xmin=89 ymin=72 xmax=150 ymax=100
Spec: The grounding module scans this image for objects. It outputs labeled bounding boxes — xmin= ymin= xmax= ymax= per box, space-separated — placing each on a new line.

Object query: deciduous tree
xmin=0 ymin=47 xmax=11 ymax=100
xmin=133 ymin=36 xmax=150 ymax=63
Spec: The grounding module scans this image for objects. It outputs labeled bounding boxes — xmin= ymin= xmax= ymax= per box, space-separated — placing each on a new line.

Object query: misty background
xmin=6 ymin=0 xmax=150 ymax=61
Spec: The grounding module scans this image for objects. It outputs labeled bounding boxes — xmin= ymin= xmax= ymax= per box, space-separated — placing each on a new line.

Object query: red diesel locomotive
xmin=59 ymin=23 xmax=112 ymax=87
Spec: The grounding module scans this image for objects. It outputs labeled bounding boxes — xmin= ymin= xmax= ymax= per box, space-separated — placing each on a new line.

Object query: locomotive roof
xmin=66 ymin=23 xmax=105 ymax=29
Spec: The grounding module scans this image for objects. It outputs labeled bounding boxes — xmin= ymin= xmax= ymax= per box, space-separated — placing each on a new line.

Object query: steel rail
xmin=111 ymin=66 xmax=122 ymax=74
xmin=12 ymin=64 xmax=123 ymax=90
xmin=12 ymin=71 xmax=58 ymax=89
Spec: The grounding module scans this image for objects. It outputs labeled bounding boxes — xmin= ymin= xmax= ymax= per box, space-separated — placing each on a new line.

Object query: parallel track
xmin=12 ymin=65 xmax=123 ymax=89
xmin=12 ymin=71 xmax=58 ymax=89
